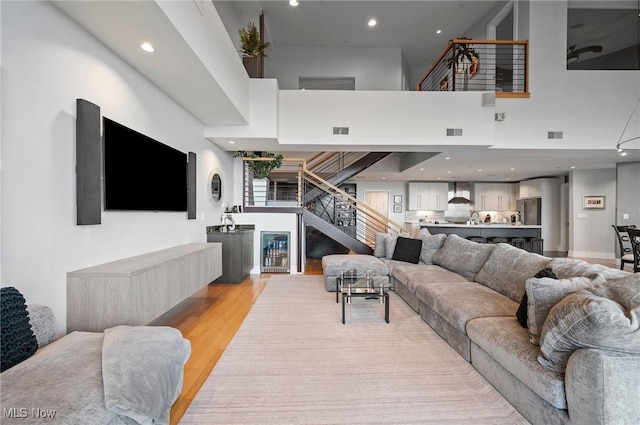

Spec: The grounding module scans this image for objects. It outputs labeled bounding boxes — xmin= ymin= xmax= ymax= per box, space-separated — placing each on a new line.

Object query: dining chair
xmin=612 ymin=225 xmax=636 ymax=271
xmin=625 ymin=227 xmax=640 ymax=273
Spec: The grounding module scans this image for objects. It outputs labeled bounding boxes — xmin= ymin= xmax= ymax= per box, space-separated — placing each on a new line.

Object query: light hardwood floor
xmin=157 ymin=255 xmax=620 ymax=425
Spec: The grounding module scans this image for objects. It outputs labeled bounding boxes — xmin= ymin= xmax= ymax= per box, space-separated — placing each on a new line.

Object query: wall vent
xmin=332 ymin=127 xmax=349 ymax=135
xmin=547 ymin=131 xmax=563 ymax=139
xmin=446 ymin=128 xmax=463 ymax=136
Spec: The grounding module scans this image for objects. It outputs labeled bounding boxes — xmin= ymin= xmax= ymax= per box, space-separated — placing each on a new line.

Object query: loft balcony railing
xmin=417 ymin=39 xmax=529 ymax=98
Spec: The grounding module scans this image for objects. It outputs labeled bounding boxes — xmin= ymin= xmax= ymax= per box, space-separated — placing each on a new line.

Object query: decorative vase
xmin=252 ymin=177 xmax=269 ymax=206
xmin=242 ymin=57 xmax=262 ymax=78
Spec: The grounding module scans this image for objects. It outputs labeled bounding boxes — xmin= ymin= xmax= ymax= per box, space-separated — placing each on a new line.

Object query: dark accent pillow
xmin=516 ymin=268 xmax=558 ymax=328
xmin=392 ymin=237 xmax=423 ymax=264
xmin=1 ymin=287 xmax=38 ymax=372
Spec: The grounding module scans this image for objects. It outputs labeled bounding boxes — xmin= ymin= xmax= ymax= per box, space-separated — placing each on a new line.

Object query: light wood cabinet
xmin=408 ymin=182 xmax=448 ymax=210
xmin=67 ymin=243 xmax=222 ymax=332
xmin=474 ymin=183 xmax=517 ymax=210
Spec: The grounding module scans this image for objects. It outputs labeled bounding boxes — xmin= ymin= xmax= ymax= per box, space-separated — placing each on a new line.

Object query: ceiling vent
xmin=333 ymin=127 xmax=349 ymax=135
xmin=547 ymin=131 xmax=563 ymax=139
xmin=446 ymin=128 xmax=463 ymax=137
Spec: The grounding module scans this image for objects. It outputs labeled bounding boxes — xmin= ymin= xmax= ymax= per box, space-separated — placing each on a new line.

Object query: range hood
xmin=448 ymin=182 xmax=472 ymax=205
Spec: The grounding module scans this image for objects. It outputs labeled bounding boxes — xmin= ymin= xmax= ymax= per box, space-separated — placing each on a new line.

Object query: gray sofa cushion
xmin=548 ymin=257 xmax=631 ymax=280
xmin=416 ymin=280 xmax=518 ymax=333
xmin=417 ymin=233 xmax=447 ymax=265
xmin=539 ymin=275 xmax=640 ymax=374
xmin=526 ymin=273 xmax=606 ymax=345
xmin=467 ymin=317 xmax=567 ymax=409
xmin=393 ymin=264 xmax=468 ymax=294
xmin=432 ymin=234 xmax=495 ymax=281
xmin=475 ymin=243 xmax=551 ymax=302
xmin=373 ymin=233 xmax=388 ymax=258
xmin=322 ymin=254 xmax=389 ymax=277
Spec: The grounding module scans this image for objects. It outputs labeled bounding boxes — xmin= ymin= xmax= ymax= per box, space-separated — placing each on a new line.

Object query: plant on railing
xmin=235 ymin=151 xmax=283 ymax=179
xmin=445 ymin=37 xmax=480 ymax=75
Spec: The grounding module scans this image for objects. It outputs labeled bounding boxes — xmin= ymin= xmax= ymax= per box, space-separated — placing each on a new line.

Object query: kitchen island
xmin=421 ymin=223 xmax=541 ymax=239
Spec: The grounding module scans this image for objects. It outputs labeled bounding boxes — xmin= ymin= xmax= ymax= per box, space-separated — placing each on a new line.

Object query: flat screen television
xmin=103 ymin=117 xmax=187 ymax=212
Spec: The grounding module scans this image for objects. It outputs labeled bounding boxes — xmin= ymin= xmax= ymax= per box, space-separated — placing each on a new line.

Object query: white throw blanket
xmin=102 ymin=326 xmax=191 ymax=425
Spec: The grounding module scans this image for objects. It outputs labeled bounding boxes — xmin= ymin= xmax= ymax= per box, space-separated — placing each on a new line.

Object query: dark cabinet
xmin=207 ymin=230 xmax=254 ymax=284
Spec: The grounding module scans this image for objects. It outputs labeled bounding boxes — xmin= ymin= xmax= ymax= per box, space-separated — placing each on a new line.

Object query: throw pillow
xmin=1 ymin=287 xmax=38 ymax=372
xmin=539 ymin=279 xmax=640 ymax=374
xmin=526 ymin=273 xmax=606 ymax=345
xmin=432 ymin=234 xmax=495 ymax=281
xmin=418 ymin=233 xmax=447 ymax=265
xmin=385 ymin=232 xmax=409 ymax=259
xmin=475 ymin=243 xmax=551 ymax=302
xmin=415 ymin=228 xmax=431 ymax=238
xmin=548 ymin=257 xmax=631 ymax=280
xmin=516 ymin=268 xmax=557 ymax=328
xmin=373 ymin=233 xmax=388 ymax=258
xmin=392 ymin=236 xmax=423 ymax=264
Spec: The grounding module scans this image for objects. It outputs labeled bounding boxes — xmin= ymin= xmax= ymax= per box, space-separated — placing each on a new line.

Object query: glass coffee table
xmin=336 ymin=269 xmax=393 ymax=324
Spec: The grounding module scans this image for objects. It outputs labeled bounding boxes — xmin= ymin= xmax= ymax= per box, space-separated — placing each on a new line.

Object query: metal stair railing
xmin=301 ymin=166 xmax=408 ymax=248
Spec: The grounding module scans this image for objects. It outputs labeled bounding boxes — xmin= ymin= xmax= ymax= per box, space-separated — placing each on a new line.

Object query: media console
xmin=67 ymin=243 xmax=222 ymax=332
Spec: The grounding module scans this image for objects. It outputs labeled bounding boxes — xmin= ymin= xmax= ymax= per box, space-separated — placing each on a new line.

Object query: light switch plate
xmin=577 ymin=213 xmax=588 ymax=219
xmin=623 ymin=214 xmax=629 ymax=219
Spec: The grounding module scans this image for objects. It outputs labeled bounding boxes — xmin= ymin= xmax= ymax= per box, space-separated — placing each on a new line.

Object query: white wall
xmin=569 ymin=169 xmax=617 ymax=259
xmin=0 ymin=1 xmax=231 ymax=332
xmin=266 ymin=46 xmax=404 ymax=91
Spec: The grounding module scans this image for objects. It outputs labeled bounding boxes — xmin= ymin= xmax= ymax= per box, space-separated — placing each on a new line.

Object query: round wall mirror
xmin=208 ymin=169 xmax=223 ymax=207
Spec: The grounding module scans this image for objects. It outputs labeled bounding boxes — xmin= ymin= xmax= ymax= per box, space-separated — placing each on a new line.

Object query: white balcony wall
xmin=278 ymin=91 xmax=495 ymax=147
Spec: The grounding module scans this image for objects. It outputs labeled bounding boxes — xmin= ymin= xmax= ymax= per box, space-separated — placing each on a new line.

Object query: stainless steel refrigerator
xmin=518 ymin=198 xmax=542 ymax=225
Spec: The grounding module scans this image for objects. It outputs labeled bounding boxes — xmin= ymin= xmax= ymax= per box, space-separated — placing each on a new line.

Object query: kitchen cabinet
xmin=474 ymin=183 xmax=517 ymax=210
xmin=408 ymin=182 xmax=448 ymax=210
xmin=519 ymin=179 xmax=544 ymax=198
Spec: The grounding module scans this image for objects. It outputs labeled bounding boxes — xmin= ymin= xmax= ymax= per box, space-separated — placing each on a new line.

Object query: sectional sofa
xmin=322 ymin=232 xmax=640 ymax=425
xmin=1 ymin=288 xmax=191 ymax=425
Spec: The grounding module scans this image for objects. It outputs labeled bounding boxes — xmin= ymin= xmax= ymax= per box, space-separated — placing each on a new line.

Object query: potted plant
xmin=445 ymin=37 xmax=480 ymax=75
xmin=235 ymin=151 xmax=283 ymax=206
xmin=239 ymin=21 xmax=271 ymax=78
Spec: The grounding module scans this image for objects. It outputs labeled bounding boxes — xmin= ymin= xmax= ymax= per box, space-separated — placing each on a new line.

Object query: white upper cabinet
xmin=408 ymin=182 xmax=449 ymax=210
xmin=474 ymin=183 xmax=518 ymax=210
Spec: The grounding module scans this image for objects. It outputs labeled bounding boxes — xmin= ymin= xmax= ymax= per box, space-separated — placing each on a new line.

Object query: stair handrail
xmin=302 ymin=165 xmax=408 ymax=236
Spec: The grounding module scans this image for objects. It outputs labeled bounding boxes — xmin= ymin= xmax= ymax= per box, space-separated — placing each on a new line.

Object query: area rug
xmin=179 ymin=275 xmax=529 ymax=424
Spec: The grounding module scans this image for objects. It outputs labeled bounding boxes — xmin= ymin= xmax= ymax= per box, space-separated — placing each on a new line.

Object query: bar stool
xmin=488 ymin=237 xmax=509 ymax=244
xmin=510 ymin=237 xmax=527 ymax=250
xmin=467 ymin=236 xmax=486 ymax=244
xmin=526 ymin=237 xmax=544 ymax=255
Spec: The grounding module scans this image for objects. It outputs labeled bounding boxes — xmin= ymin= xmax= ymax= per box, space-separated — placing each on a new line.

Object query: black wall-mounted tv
xmin=103 ymin=117 xmax=187 ymax=212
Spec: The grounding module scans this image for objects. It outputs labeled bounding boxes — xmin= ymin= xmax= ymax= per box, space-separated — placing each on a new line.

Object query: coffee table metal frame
xmin=336 ymin=269 xmax=392 ymax=324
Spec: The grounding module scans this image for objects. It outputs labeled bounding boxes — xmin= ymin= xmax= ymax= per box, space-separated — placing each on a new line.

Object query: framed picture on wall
xmin=393 ymin=204 xmax=402 ymax=213
xmin=583 ymin=196 xmax=605 ymax=209
xmin=393 ymin=195 xmax=402 ymax=204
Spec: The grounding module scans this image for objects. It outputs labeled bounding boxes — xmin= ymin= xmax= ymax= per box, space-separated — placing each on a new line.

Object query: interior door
xmin=365 ymin=191 xmax=389 ymax=245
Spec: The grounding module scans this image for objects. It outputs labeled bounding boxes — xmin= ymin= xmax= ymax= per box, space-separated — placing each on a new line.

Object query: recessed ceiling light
xmin=228 ymin=140 xmax=235 ymax=144
xmin=419 ymin=167 xmax=424 ymax=171
xmin=445 ymin=157 xmax=451 ymax=160
xmin=570 ymin=166 xmax=576 ymax=169
xmin=447 ymin=170 xmax=452 ymax=174
xmin=368 ymin=19 xmax=377 ymax=27
xmin=382 ymin=176 xmax=386 ymax=180
xmin=289 ymin=0 xmax=299 ymax=5
xmin=140 ymin=42 xmax=155 ymax=53
xmin=510 ymin=167 xmax=515 ymax=171
xmin=436 ymin=29 xmax=442 ymax=34
xmin=437 ymin=177 xmax=442 ymax=180
xmin=477 ymin=169 xmax=483 ymax=172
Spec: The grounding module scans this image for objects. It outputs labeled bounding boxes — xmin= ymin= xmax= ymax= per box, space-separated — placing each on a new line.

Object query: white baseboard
xmin=568 ymin=251 xmax=615 ymax=260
